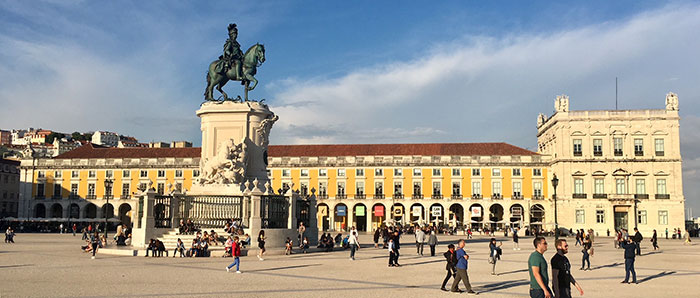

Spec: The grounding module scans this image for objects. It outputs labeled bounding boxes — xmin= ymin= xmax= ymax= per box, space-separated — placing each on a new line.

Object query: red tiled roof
xmin=54 ymin=143 xmax=201 ymax=159
xmin=267 ymin=143 xmax=537 ymax=157
xmin=52 ymin=142 xmax=536 ymax=159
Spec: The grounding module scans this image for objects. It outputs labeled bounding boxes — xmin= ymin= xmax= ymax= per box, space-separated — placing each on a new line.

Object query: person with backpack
xmin=226 ymin=236 xmax=242 ymax=273
xmin=441 ymin=244 xmax=458 ymax=291
xmin=489 ymin=238 xmax=503 ymax=275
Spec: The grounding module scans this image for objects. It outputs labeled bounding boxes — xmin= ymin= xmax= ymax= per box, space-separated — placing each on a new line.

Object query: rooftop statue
xmin=204 ymin=23 xmax=266 ymax=101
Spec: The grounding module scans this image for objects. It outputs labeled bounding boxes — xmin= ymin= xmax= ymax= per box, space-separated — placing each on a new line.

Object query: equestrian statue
xmin=204 ymin=23 xmax=266 ymax=101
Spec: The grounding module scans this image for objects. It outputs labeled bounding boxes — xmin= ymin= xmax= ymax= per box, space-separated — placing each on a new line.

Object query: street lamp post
xmin=552 ymin=174 xmax=559 ymax=241
xmin=103 ymin=178 xmax=113 ymax=242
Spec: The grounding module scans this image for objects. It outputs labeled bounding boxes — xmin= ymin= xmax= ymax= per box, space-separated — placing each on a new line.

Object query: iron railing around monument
xmin=296 ymin=199 xmax=310 ymax=227
xmin=261 ymin=195 xmax=288 ymax=229
xmin=154 ymin=195 xmax=172 ymax=228
xmin=179 ymin=195 xmax=243 ymax=229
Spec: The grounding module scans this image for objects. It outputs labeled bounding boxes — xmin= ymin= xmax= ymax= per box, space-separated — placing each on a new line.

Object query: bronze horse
xmin=205 ymin=43 xmax=265 ymax=101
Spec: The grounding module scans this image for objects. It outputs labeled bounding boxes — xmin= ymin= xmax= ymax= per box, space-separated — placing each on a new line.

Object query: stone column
xmin=347 ymin=203 xmax=354 ymax=231
xmin=131 ymin=190 xmax=156 ymax=248
xmin=286 ymin=189 xmax=296 ymax=230
xmin=171 ymin=190 xmax=182 ymax=229
xmin=307 ymin=195 xmax=318 ymax=245
xmin=366 ymin=209 xmax=373 ymax=232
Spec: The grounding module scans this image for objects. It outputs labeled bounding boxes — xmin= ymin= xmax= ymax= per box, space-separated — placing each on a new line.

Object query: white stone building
xmin=92 ymin=131 xmax=119 ymax=147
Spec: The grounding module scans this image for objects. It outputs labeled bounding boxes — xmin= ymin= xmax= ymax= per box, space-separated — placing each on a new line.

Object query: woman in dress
xmin=257 ymin=230 xmax=266 ymax=260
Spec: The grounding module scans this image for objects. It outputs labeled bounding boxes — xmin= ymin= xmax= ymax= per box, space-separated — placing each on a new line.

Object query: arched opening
xmin=334 ymin=203 xmax=348 ymax=231
xmin=469 ymin=203 xmax=484 ymax=231
xmin=449 ymin=204 xmax=464 ymax=229
xmin=489 ymin=204 xmax=504 ymax=231
xmin=317 ymin=203 xmax=330 ymax=231
xmin=118 ymin=203 xmax=132 ymax=228
xmin=391 ymin=203 xmax=405 ymax=226
xmin=530 ymin=204 xmax=545 ymax=234
xmin=429 ymin=203 xmax=444 ymax=228
xmin=409 ymin=203 xmax=425 ymax=225
xmin=34 ymin=204 xmax=46 ymax=218
xmin=510 ymin=204 xmax=524 ymax=229
xmin=69 ymin=203 xmax=80 ymax=219
xmin=353 ymin=203 xmax=367 ymax=232
xmin=84 ymin=203 xmax=97 ymax=219
xmin=102 ymin=203 xmax=114 ymax=219
xmin=371 ymin=203 xmax=385 ymax=231
xmin=50 ymin=203 xmax=63 ymax=218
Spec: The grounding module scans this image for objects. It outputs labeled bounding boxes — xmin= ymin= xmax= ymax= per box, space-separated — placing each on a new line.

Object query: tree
xmin=46 ymin=132 xmax=65 ymax=144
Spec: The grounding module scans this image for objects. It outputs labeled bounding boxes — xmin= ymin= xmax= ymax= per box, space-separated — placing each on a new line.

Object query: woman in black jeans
xmin=90 ymin=230 xmax=100 ymax=259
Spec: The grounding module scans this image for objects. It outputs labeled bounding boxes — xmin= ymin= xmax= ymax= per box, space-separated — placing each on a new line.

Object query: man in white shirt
xmin=415 ymin=227 xmax=426 ymax=256
xmin=349 ymin=231 xmax=360 ymax=260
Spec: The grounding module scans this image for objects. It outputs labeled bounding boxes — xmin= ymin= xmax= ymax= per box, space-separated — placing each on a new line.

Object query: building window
xmin=375 ymin=168 xmax=383 ymax=176
xmin=614 ymin=137 xmax=623 ymax=156
xmin=655 ymin=138 xmax=665 ymax=156
xmin=615 ymin=179 xmax=626 ymax=194
xmin=157 ymin=183 xmax=164 ymax=194
xmin=634 ymin=139 xmax=643 ymax=156
xmin=594 ymin=178 xmax=605 ymax=195
xmin=472 ymin=168 xmax=481 ymax=176
xmin=375 ymin=182 xmax=383 ymax=195
xmin=492 ymin=168 xmax=501 ymax=177
xmin=193 ymin=170 xmax=200 ymax=177
xmin=106 ymin=170 xmax=113 ymax=178
xmin=300 ymin=169 xmax=309 ymax=177
xmin=54 ymin=171 xmax=62 ymax=178
xmin=533 ymin=181 xmax=542 ymax=197
xmin=337 ymin=182 xmax=345 ymax=195
xmin=413 ymin=168 xmax=421 ymax=177
xmin=533 ymin=168 xmax=542 ymax=176
xmin=319 ymin=169 xmax=327 ymax=177
xmin=573 ymin=139 xmax=582 ymax=156
xmin=656 ymin=179 xmax=667 ymax=194
xmin=596 ymin=210 xmax=605 ymax=224
xmin=282 ymin=169 xmax=291 ymax=177
xmin=122 ymin=170 xmax=130 ymax=178
xmin=575 ymin=209 xmax=585 ymax=224
xmin=88 ymin=183 xmax=95 ymax=197
xmin=452 ymin=168 xmax=461 ymax=176
xmin=88 ymin=170 xmax=96 ymax=178
xmin=492 ymin=181 xmax=501 ymax=196
xmin=637 ymin=210 xmax=647 ymax=225
xmin=37 ymin=184 xmax=45 ymax=197
xmin=512 ymin=168 xmax=521 ymax=176
xmin=72 ymin=170 xmax=79 ymax=178
xmin=140 ymin=170 xmax=148 ymax=178
xmin=394 ymin=168 xmax=403 ymax=176
xmin=356 ymin=169 xmax=364 ymax=177
xmin=394 ymin=182 xmax=402 ymax=195
xmin=472 ymin=181 xmax=481 ymax=196
xmin=593 ymin=139 xmax=603 ymax=156
xmin=452 ymin=182 xmax=461 ymax=196
xmin=175 ymin=170 xmax=183 ymax=178
xmin=432 ymin=168 xmax=441 ymax=177
xmin=338 ymin=169 xmax=346 ymax=177
xmin=53 ymin=183 xmax=61 ymax=197
xmin=70 ymin=183 xmax=78 ymax=195
xmin=513 ymin=182 xmax=522 ymax=197
xmin=413 ymin=182 xmax=422 ymax=196
xmin=356 ymin=181 xmax=364 ymax=195
xmin=658 ymin=210 xmax=668 ymax=225
xmin=432 ymin=181 xmax=441 ymax=195
xmin=122 ymin=183 xmax=130 ymax=196
xmin=318 ymin=182 xmax=327 ymax=195
xmin=574 ymin=178 xmax=584 ymax=195
xmin=300 ymin=182 xmax=308 ymax=196
xmin=636 ymin=179 xmax=646 ymax=195
xmin=157 ymin=170 xmax=165 ymax=178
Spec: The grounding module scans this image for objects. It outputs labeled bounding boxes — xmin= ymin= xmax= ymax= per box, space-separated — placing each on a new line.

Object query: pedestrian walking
xmin=415 ymin=226 xmax=426 ymax=256
xmin=575 ymin=230 xmax=581 ymax=247
xmin=4 ymin=227 xmax=15 ymax=243
xmin=257 ymin=230 xmax=266 ymax=261
xmin=450 ymin=239 xmax=477 ymax=294
xmin=528 ymin=236 xmax=551 ymax=298
xmin=632 ymin=228 xmax=643 ymax=256
xmin=297 ymin=222 xmax=306 ymax=248
xmin=551 ymin=239 xmax=584 ymax=298
xmin=441 ymin=244 xmax=457 ymax=291
xmin=580 ymin=235 xmax=591 ymax=270
xmin=513 ymin=227 xmax=520 ymax=250
xmin=373 ymin=228 xmax=380 ymax=248
xmin=302 ymin=236 xmax=309 ymax=253
xmin=428 ymin=230 xmax=438 ymax=256
xmin=226 ymin=236 xmax=242 ymax=273
xmin=90 ymin=230 xmax=100 ymax=259
xmin=620 ymin=238 xmax=637 ymax=284
xmin=651 ymin=230 xmax=659 ymax=250
xmin=684 ymin=230 xmax=692 ymax=245
xmin=489 ymin=238 xmax=503 ymax=275
xmin=59 ymin=223 xmax=64 ymax=234
xmin=665 ymin=228 xmax=668 ymax=240
xmin=677 ymin=228 xmax=681 ymax=240
xmin=388 ymin=238 xmax=397 ymax=267
xmin=391 ymin=230 xmax=401 ymax=266
xmin=72 ymin=224 xmax=77 ymax=236
xmin=349 ymin=230 xmax=360 ymax=260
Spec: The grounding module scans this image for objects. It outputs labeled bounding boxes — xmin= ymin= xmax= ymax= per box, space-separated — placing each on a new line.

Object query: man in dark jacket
xmin=620 ymin=239 xmax=637 ymax=284
xmin=632 ymin=228 xmax=643 ymax=256
xmin=391 ymin=230 xmax=401 ymax=266
xmin=441 ymin=244 xmax=458 ymax=291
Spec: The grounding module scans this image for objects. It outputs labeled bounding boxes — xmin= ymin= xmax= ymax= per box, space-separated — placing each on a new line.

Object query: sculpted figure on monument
xmin=665 ymin=92 xmax=679 ymax=111
xmin=205 ymin=23 xmax=266 ymax=101
xmin=199 ymin=138 xmax=248 ymax=185
xmin=256 ymin=114 xmax=279 ymax=146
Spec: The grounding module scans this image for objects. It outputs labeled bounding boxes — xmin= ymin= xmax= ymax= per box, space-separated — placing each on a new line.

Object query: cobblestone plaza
xmin=1 ymin=233 xmax=698 ymax=297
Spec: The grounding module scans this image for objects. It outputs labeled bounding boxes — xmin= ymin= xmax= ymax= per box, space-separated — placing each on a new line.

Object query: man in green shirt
xmin=528 ymin=236 xmax=551 ymax=298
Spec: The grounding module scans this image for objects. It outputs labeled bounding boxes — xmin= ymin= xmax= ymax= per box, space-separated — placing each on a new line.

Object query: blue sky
xmin=1 ymin=0 xmax=699 ymax=212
